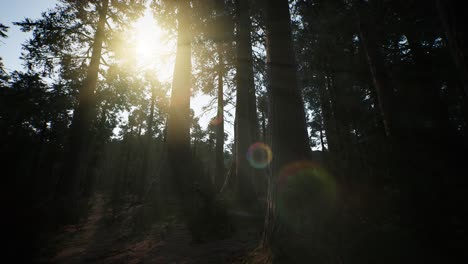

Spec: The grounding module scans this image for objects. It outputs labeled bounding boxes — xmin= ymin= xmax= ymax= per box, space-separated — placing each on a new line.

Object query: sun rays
xmin=128 ymin=9 xmax=175 ymax=82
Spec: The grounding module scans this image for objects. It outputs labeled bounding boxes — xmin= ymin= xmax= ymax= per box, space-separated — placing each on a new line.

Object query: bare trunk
xmin=319 ymin=125 xmax=325 ymax=151
xmin=138 ymin=85 xmax=156 ymax=200
xmin=262 ymin=0 xmax=312 ymax=258
xmin=261 ymin=109 xmax=266 ymax=141
xmin=404 ymin=27 xmax=458 ymax=260
xmin=84 ymin=102 xmax=109 ymax=197
xmin=215 ymin=43 xmax=225 ymax=190
xmin=167 ymin=1 xmax=191 ymax=151
xmin=318 ymin=72 xmax=337 ymax=154
xmin=235 ymin=0 xmax=258 ymax=206
xmin=356 ymin=5 xmax=395 ymax=138
xmin=405 ymin=32 xmax=451 ymax=140
xmin=55 ymin=0 xmax=109 ymax=222
xmin=325 ymin=69 xmax=355 ymax=184
xmin=166 ymin=0 xmax=200 ymax=237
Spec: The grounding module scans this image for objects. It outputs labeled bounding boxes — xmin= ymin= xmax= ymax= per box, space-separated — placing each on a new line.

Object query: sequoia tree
xmin=261 ymin=0 xmax=312 ymax=261
xmin=235 ymin=0 xmax=259 ymax=205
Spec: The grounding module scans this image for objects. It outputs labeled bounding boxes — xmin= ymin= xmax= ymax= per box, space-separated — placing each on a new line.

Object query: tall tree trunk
xmin=235 ymin=0 xmax=258 ymax=206
xmin=261 ymin=109 xmax=266 ymax=141
xmin=405 ymin=32 xmax=452 ymax=140
xmin=325 ymin=69 xmax=354 ymax=184
xmin=84 ymin=102 xmax=109 ymax=197
xmin=215 ymin=43 xmax=225 ymax=191
xmin=55 ymin=0 xmax=109 ymax=222
xmin=138 ymin=85 xmax=156 ymax=200
xmin=166 ymin=0 xmax=199 ymax=237
xmin=356 ymin=4 xmax=395 ymax=138
xmin=167 ymin=0 xmax=191 ymax=154
xmin=319 ymin=123 xmax=325 ymax=151
xmin=317 ymin=72 xmax=337 ymax=154
xmin=262 ymin=0 xmax=312 ymax=259
xmin=404 ymin=28 xmax=461 ymax=261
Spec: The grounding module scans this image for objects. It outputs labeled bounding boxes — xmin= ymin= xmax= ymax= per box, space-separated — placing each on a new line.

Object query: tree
xmin=16 ymin=0 xmax=146 ymax=222
xmin=215 ymin=42 xmax=225 ymax=190
xmin=166 ymin=0 xmax=192 ymax=163
xmin=261 ymin=0 xmax=313 ymax=260
xmin=199 ymin=0 xmax=233 ymax=191
xmin=0 ymin=23 xmax=8 ymax=74
xmin=161 ymin=0 xmax=202 ymax=236
xmin=234 ymin=0 xmax=259 ymax=205
xmin=189 ymin=0 xmax=238 ymax=191
xmin=355 ymin=1 xmax=396 ymax=138
xmin=58 ymin=0 xmax=110 ymax=220
xmin=137 ymin=74 xmax=163 ymax=200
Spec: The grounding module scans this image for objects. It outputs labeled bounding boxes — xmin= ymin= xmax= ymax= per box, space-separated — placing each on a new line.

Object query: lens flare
xmin=247 ymin=142 xmax=272 ymax=169
xmin=277 ymin=161 xmax=337 ymax=231
xmin=278 ymin=161 xmax=336 ymax=194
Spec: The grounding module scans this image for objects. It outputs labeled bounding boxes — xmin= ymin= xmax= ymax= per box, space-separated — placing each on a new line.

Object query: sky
xmin=0 ymin=0 xmax=58 ymax=72
xmin=0 ymin=0 xmax=232 ymax=142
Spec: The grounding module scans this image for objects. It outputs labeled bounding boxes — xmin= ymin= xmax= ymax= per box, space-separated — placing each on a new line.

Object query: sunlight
xmin=129 ymin=9 xmax=175 ymax=82
xmin=124 ymin=9 xmax=223 ymax=134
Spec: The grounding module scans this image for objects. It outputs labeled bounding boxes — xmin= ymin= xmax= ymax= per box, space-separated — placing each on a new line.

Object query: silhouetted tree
xmin=261 ymin=0 xmax=312 ymax=261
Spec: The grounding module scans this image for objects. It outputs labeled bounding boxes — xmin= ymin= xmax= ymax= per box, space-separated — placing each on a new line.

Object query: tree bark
xmin=55 ymin=0 xmax=109 ymax=222
xmin=138 ymin=84 xmax=157 ymax=200
xmin=166 ymin=0 xmax=199 ymax=237
xmin=215 ymin=43 xmax=225 ymax=191
xmin=262 ymin=0 xmax=312 ymax=259
xmin=234 ymin=0 xmax=258 ymax=206
xmin=84 ymin=102 xmax=109 ymax=198
xmin=317 ymin=72 xmax=337 ymax=154
xmin=405 ymin=31 xmax=451 ymax=140
xmin=356 ymin=4 xmax=396 ymax=138
xmin=167 ymin=1 xmax=191 ymax=151
xmin=404 ymin=26 xmax=460 ymax=261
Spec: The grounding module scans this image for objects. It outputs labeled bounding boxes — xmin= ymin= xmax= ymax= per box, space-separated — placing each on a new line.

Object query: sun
xmin=125 ymin=9 xmax=229 ymax=137
xmin=130 ymin=9 xmax=175 ymax=82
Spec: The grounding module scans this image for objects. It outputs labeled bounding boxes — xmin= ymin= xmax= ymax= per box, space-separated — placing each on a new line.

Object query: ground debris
xmin=39 ymin=194 xmax=258 ymax=263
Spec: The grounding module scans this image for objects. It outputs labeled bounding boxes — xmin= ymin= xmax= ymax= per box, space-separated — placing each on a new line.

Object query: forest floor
xmin=37 ymin=194 xmax=260 ymax=263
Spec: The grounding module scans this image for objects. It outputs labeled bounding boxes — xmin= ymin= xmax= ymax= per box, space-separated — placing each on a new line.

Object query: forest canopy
xmin=1 ymin=0 xmax=468 ymax=263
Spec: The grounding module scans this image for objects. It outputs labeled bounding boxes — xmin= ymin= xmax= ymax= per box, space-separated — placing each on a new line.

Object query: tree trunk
xmin=405 ymin=32 xmax=452 ymax=140
xmin=325 ymin=69 xmax=355 ymax=184
xmin=356 ymin=4 xmax=395 ymax=138
xmin=138 ymin=85 xmax=156 ymax=200
xmin=404 ymin=27 xmax=461 ymax=261
xmin=261 ymin=109 xmax=266 ymax=141
xmin=262 ymin=0 xmax=312 ymax=260
xmin=319 ymin=124 xmax=325 ymax=151
xmin=55 ymin=0 xmax=109 ymax=222
xmin=317 ymin=72 xmax=337 ymax=154
xmin=167 ymin=0 xmax=191 ymax=151
xmin=166 ymin=0 xmax=200 ymax=237
xmin=235 ymin=0 xmax=258 ymax=206
xmin=84 ymin=102 xmax=109 ymax=198
xmin=215 ymin=43 xmax=225 ymax=191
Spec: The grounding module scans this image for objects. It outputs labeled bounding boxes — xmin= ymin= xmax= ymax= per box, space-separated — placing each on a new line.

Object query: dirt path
xmin=40 ymin=194 xmax=258 ymax=263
